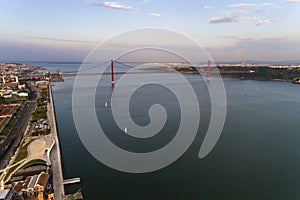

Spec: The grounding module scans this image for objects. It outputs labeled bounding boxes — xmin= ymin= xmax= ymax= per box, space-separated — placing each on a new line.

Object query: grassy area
xmin=0 ymin=106 xmax=21 ymax=136
xmin=4 ymin=139 xmax=33 ymax=181
xmin=32 ymin=107 xmax=47 ymax=122
xmin=32 ymin=129 xmax=50 ymax=136
xmin=32 ymin=88 xmax=48 ymax=122
xmin=5 ymin=158 xmax=46 ymax=181
xmin=37 ymin=88 xmax=48 ymax=107
xmin=23 ymin=159 xmax=47 ymax=168
xmin=13 ymin=141 xmax=30 ymax=164
xmin=218 ymin=66 xmax=300 ymax=81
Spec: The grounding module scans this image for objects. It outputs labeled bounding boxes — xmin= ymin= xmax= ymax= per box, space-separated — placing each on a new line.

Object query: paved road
xmin=0 ymin=100 xmax=36 ymax=170
xmin=48 ymin=85 xmax=65 ymax=198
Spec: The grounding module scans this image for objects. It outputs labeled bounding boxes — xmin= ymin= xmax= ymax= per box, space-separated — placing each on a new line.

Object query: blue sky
xmin=0 ymin=0 xmax=300 ymax=62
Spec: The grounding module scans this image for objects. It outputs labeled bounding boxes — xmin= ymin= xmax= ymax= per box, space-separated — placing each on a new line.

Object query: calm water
xmin=41 ymin=63 xmax=300 ymax=199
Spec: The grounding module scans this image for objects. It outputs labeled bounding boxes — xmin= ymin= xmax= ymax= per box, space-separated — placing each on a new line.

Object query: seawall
xmin=48 ymin=84 xmax=65 ymax=198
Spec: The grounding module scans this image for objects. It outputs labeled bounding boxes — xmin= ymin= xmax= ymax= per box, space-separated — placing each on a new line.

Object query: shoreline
xmin=48 ymin=84 xmax=65 ymax=198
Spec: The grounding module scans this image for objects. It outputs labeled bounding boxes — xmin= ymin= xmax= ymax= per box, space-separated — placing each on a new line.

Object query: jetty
xmin=62 ymin=177 xmax=81 ymax=185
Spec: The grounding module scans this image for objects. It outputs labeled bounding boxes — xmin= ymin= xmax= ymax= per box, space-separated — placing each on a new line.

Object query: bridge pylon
xmin=111 ymin=59 xmax=115 ymax=86
xmin=207 ymin=60 xmax=211 ymax=81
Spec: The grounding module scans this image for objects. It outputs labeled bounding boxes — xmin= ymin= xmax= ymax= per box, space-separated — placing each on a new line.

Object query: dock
xmin=62 ymin=177 xmax=81 ymax=185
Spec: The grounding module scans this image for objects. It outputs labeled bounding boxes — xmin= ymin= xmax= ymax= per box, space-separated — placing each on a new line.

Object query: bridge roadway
xmin=62 ymin=70 xmax=178 ymax=77
xmin=62 ymin=69 xmax=240 ymax=77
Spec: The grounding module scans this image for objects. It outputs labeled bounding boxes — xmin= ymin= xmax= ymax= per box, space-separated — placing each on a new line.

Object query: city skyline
xmin=1 ymin=0 xmax=300 ymax=62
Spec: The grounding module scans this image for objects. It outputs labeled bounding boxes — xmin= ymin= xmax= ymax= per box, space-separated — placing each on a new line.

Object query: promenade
xmin=48 ymin=85 xmax=65 ymax=198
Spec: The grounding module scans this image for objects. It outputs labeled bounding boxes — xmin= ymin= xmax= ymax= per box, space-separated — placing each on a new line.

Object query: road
xmin=0 ymin=100 xmax=36 ymax=170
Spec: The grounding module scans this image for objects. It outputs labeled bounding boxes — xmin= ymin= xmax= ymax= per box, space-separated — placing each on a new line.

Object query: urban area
xmin=0 ymin=63 xmax=82 ymax=200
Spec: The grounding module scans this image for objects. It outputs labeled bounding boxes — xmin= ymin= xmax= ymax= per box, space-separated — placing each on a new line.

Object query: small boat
xmin=293 ymin=80 xmax=300 ymax=84
xmin=124 ymin=127 xmax=128 ymax=134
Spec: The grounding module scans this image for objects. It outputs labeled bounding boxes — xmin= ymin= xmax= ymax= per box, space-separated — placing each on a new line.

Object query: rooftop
xmin=35 ymin=172 xmax=49 ymax=187
xmin=0 ymin=189 xmax=10 ymax=199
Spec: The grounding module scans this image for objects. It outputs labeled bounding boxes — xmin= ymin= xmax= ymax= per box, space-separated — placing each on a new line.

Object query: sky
xmin=0 ymin=0 xmax=300 ymax=62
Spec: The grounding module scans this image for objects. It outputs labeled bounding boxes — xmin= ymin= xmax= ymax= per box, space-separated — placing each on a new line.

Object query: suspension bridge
xmin=58 ymin=59 xmax=212 ymax=86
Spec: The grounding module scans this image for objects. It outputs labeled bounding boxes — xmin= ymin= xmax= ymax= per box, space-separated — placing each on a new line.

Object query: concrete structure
xmin=48 ymin=85 xmax=65 ymax=198
xmin=62 ymin=178 xmax=81 ymax=185
xmin=62 ymin=190 xmax=83 ymax=200
xmin=0 ymin=188 xmax=13 ymax=200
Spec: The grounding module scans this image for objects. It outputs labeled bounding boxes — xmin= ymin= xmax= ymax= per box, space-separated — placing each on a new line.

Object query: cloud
xmin=142 ymin=0 xmax=150 ymax=3
xmin=208 ymin=36 xmax=300 ymax=61
xmin=260 ymin=3 xmax=274 ymax=6
xmin=229 ymin=3 xmax=257 ymax=8
xmin=238 ymin=16 xmax=274 ymax=25
xmin=255 ymin=19 xmax=273 ymax=25
xmin=86 ymin=1 xmax=132 ymax=10
xmin=209 ymin=14 xmax=273 ymax=25
xmin=213 ymin=2 xmax=277 ymax=26
xmin=218 ymin=35 xmax=257 ymax=43
xmin=147 ymin=13 xmax=161 ymax=17
xmin=101 ymin=1 xmax=132 ymax=10
xmin=286 ymin=0 xmax=300 ymax=2
xmin=209 ymin=16 xmax=238 ymax=24
xmin=27 ymin=36 xmax=98 ymax=44
xmin=218 ymin=35 xmax=280 ymax=44
xmin=204 ymin=5 xmax=213 ymax=9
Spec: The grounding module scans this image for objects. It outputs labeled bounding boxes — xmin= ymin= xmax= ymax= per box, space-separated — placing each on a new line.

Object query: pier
xmin=62 ymin=177 xmax=81 ymax=185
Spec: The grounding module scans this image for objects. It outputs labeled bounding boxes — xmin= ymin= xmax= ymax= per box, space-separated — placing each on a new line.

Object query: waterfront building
xmin=12 ymin=172 xmax=50 ymax=200
xmin=0 ymin=188 xmax=13 ymax=200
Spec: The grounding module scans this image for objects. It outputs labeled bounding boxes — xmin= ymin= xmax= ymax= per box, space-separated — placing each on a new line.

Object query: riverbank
xmin=48 ymin=84 xmax=65 ymax=198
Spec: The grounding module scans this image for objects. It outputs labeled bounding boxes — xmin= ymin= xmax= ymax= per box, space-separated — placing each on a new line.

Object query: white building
xmin=17 ymin=92 xmax=28 ymax=97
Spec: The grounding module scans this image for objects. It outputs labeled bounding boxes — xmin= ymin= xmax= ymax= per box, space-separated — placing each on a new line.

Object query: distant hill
xmin=215 ymin=60 xmax=300 ymax=65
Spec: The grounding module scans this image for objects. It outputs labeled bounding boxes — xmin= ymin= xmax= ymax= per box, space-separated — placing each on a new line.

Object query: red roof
xmin=36 ymin=172 xmax=49 ymax=187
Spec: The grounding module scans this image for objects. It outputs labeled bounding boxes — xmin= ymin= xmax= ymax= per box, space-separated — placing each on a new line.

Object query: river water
xmin=37 ymin=63 xmax=300 ymax=199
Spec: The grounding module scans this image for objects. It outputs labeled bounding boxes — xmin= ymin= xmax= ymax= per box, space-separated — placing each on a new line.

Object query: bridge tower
xmin=207 ymin=60 xmax=211 ymax=80
xmin=111 ymin=59 xmax=115 ymax=86
xmin=241 ymin=58 xmax=246 ymax=79
xmin=241 ymin=58 xmax=245 ymax=68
